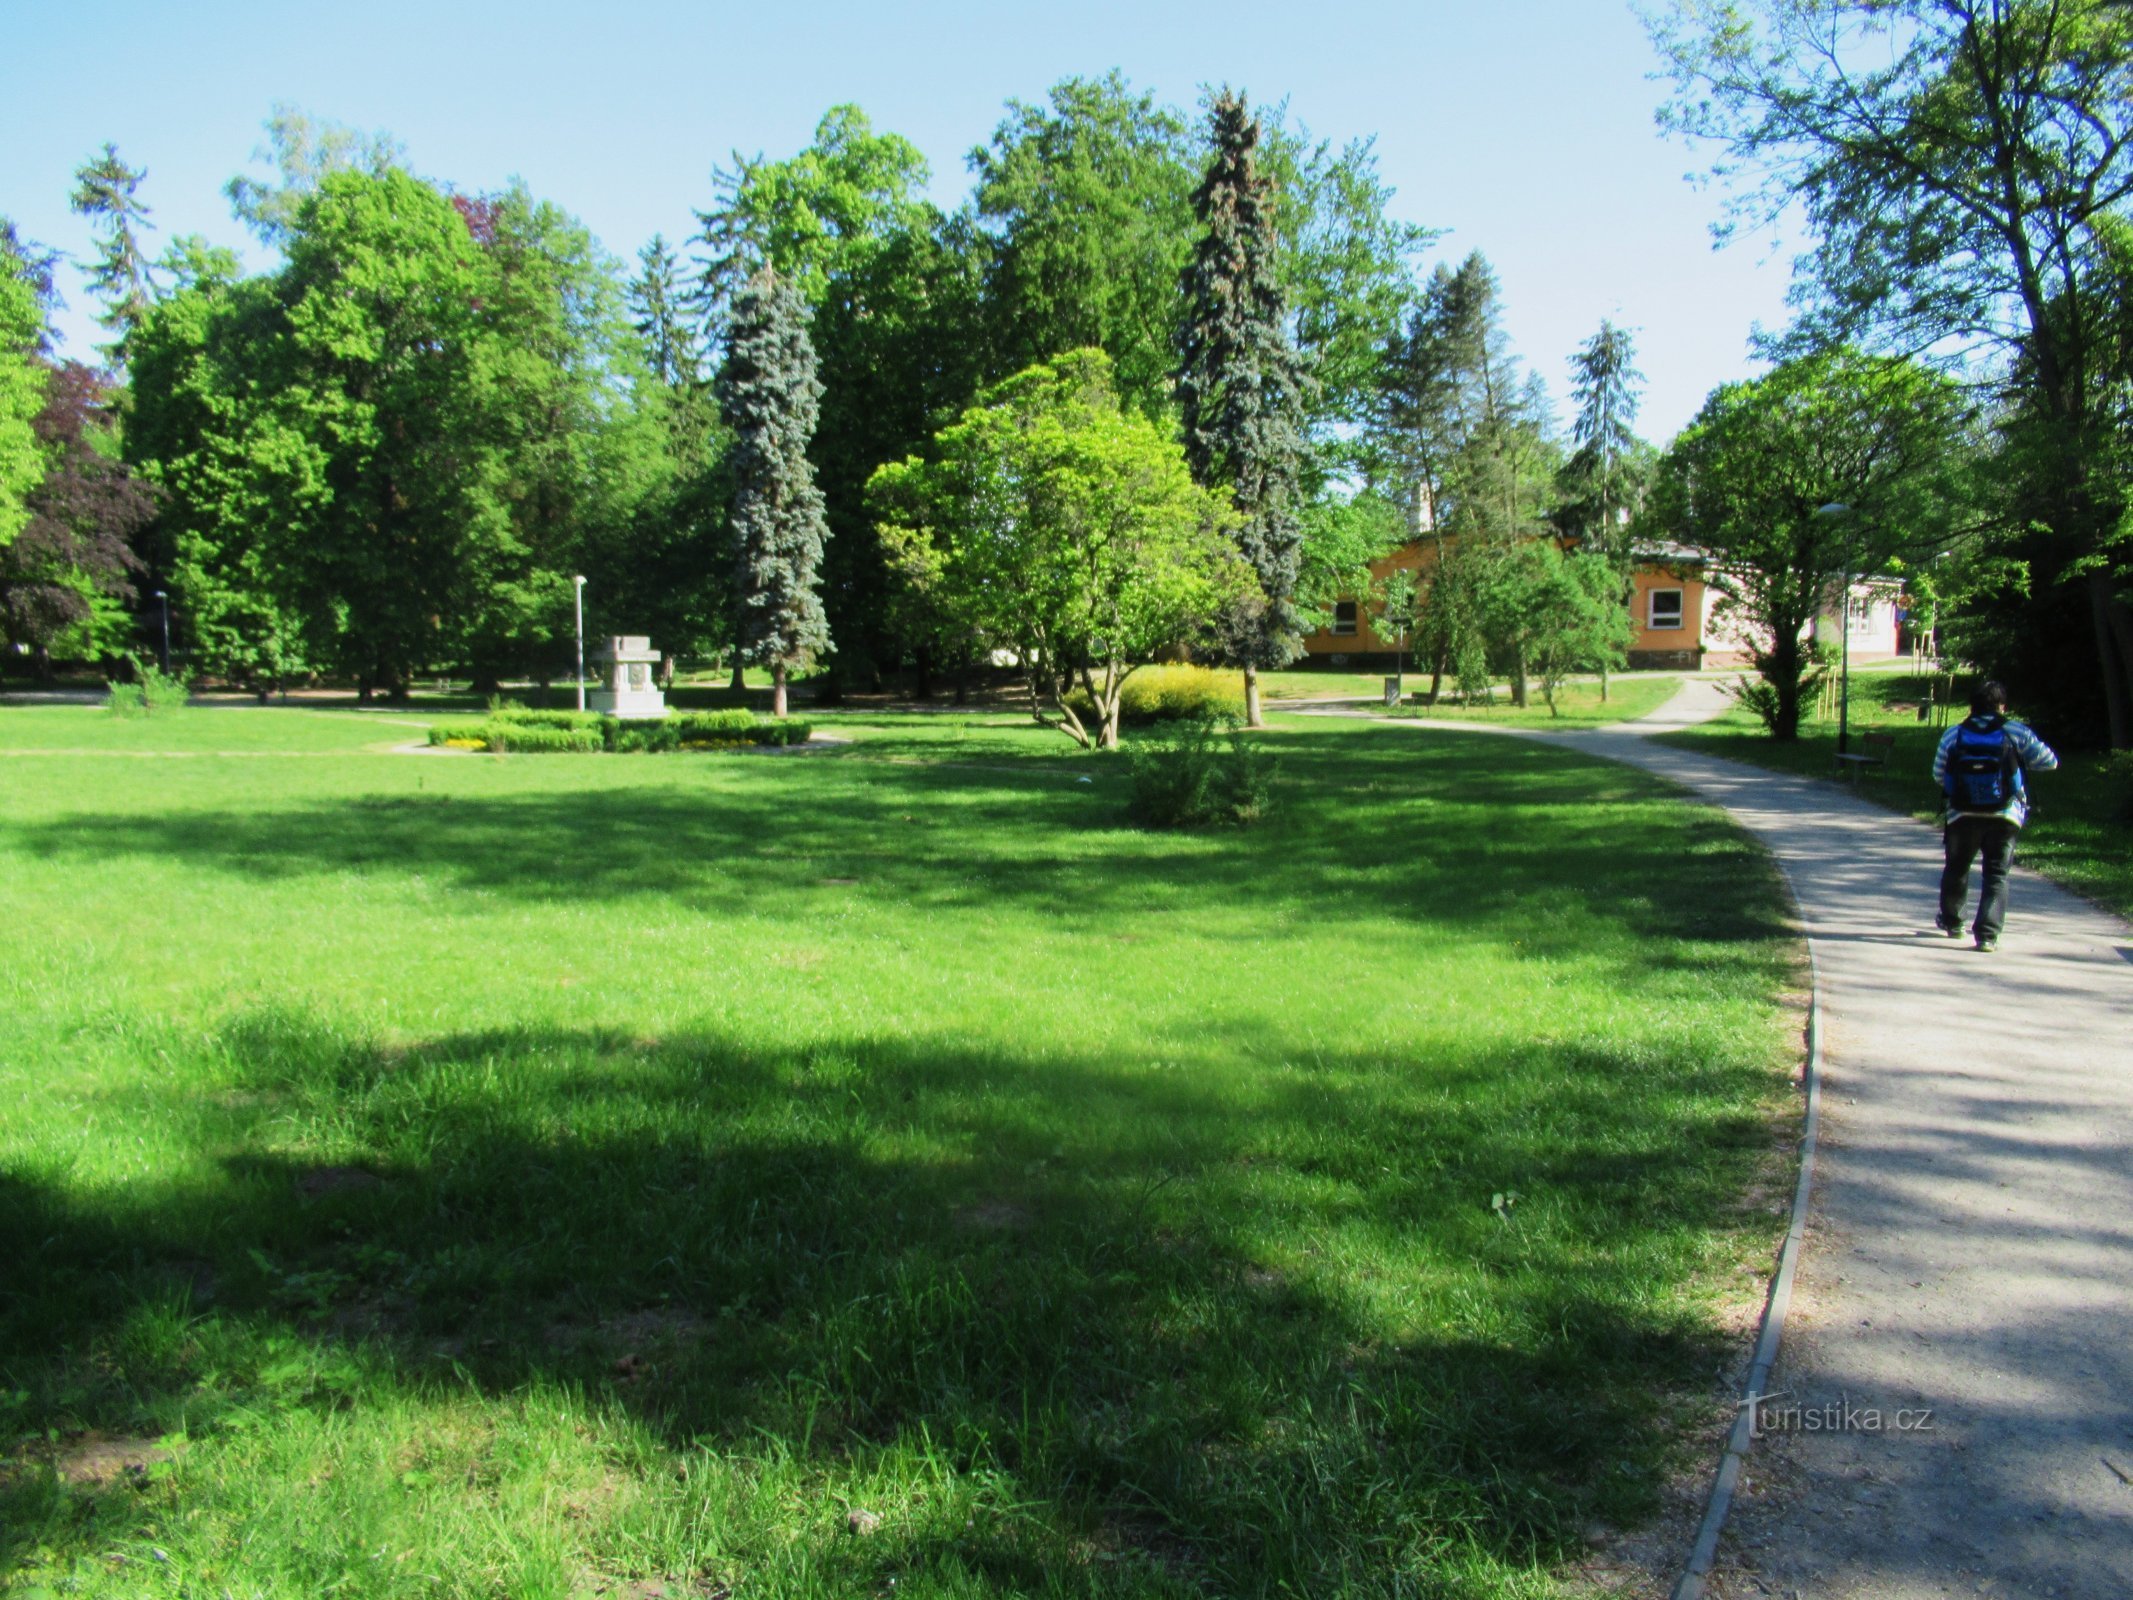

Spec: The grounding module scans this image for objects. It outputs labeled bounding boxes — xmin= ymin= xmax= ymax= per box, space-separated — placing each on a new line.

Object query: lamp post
xmin=572 ymin=575 xmax=587 ymax=712
xmin=154 ymin=590 xmax=170 ymax=676
xmin=1814 ymin=503 xmax=1856 ymax=756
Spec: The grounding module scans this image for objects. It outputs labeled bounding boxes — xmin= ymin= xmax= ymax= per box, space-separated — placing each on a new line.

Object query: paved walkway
xmin=1346 ymin=680 xmax=2133 ymax=1599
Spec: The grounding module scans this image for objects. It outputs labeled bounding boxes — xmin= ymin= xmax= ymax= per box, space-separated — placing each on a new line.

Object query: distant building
xmin=1299 ymin=537 xmax=1905 ymax=672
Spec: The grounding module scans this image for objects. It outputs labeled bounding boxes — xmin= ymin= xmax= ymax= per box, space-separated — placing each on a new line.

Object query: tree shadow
xmin=0 ymin=728 xmax=1795 ymax=970
xmin=0 ymin=1008 xmax=1771 ymax=1593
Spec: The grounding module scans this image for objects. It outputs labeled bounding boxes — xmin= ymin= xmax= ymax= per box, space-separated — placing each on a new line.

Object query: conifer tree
xmin=629 ymin=234 xmax=703 ymax=391
xmin=717 ymin=267 xmax=830 ymax=716
xmin=1176 ymin=90 xmax=1309 ymax=728
xmin=70 ymin=144 xmax=158 ymax=358
xmin=1558 ymin=320 xmax=1646 ymax=699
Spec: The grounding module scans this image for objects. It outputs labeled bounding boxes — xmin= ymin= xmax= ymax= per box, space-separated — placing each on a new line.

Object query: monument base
xmin=589 ymin=689 xmax=667 ymax=720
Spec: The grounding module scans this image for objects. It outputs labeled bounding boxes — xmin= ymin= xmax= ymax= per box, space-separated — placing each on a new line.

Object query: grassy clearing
xmin=1374 ymin=676 xmax=1685 ymax=731
xmin=0 ymin=704 xmax=1800 ymax=1597
xmin=1656 ymin=672 xmax=2133 ymax=920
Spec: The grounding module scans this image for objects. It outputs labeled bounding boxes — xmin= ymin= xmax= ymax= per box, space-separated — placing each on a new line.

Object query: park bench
xmin=1833 ymin=729 xmax=1897 ymax=782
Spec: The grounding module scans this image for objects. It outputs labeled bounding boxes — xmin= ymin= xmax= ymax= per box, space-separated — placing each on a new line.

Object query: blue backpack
xmin=1946 ymin=717 xmax=2020 ymax=814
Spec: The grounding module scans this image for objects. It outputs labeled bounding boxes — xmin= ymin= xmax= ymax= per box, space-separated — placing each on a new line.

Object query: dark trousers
xmin=1941 ymin=816 xmax=2018 ymax=940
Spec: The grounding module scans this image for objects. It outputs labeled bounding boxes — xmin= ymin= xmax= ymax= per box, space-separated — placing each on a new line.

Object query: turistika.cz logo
xmin=1742 ymin=1392 xmax=1937 ymax=1437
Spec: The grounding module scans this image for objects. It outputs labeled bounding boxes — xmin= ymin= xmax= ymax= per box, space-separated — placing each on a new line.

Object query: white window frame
xmin=1648 ymin=588 xmax=1685 ymax=631
xmin=1331 ymin=600 xmax=1359 ymax=637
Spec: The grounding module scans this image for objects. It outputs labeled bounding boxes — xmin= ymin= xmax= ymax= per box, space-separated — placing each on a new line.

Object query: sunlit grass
xmin=0 ymin=704 xmax=1800 ymax=1597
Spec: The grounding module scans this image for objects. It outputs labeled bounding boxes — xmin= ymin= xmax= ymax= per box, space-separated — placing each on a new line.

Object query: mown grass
xmin=1655 ymin=672 xmax=2133 ymax=920
xmin=0 ymin=704 xmax=1802 ymax=1598
xmin=1379 ymin=677 xmax=1684 ymax=732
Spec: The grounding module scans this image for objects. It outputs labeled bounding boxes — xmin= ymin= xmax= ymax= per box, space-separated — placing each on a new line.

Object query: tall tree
xmin=696 ymin=104 xmax=932 ymax=325
xmin=1261 ymin=117 xmax=1433 ymax=476
xmin=629 ymin=234 xmax=704 ymax=391
xmin=274 ymin=169 xmax=518 ymax=698
xmin=1644 ymin=350 xmax=1969 ymax=739
xmin=1177 ymin=90 xmax=1311 ymax=728
xmin=0 ymin=226 xmax=50 ymax=549
xmin=1 ymin=363 xmax=154 ymax=674
xmin=1652 ymin=0 xmax=2133 ymax=745
xmin=1557 ymin=320 xmax=1649 ymax=699
xmin=125 ymin=239 xmax=317 ymax=695
xmin=970 ymin=72 xmax=1197 ymax=414
xmin=69 ymin=144 xmax=157 ymax=359
xmin=225 ymin=104 xmax=406 ymax=247
xmin=718 ymin=267 xmax=831 ymax=716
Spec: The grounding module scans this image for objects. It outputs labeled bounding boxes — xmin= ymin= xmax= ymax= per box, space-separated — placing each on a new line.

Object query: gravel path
xmin=1343 ymin=681 xmax=2133 ymax=1599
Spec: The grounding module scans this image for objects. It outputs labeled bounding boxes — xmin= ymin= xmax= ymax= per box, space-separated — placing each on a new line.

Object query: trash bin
xmin=1383 ymin=677 xmax=1400 ymax=707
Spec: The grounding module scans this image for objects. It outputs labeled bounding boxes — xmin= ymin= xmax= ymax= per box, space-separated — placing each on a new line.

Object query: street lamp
xmin=1814 ymin=503 xmax=1856 ymax=756
xmin=154 ymin=590 xmax=170 ymax=676
xmin=572 ymin=575 xmax=587 ymax=712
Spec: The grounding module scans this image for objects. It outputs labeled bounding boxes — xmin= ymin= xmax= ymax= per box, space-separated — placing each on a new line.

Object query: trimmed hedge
xmin=1064 ymin=664 xmax=1245 ymax=727
xmin=428 ymin=711 xmax=812 ymax=754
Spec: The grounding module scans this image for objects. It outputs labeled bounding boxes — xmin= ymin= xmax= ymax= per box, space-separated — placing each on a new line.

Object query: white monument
xmin=588 ymin=636 xmax=666 ymax=719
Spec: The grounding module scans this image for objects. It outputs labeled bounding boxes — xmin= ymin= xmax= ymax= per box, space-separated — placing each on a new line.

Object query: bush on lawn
xmin=1065 ymin=664 xmax=1244 ymax=728
xmin=427 ymin=711 xmax=811 ymax=753
xmin=106 ymin=659 xmax=192 ymax=716
xmin=1127 ymin=715 xmax=1276 ymax=828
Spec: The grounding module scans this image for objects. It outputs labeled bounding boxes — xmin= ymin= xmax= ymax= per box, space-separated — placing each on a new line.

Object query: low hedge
xmin=428 ymin=711 xmax=811 ymax=753
xmin=1064 ymin=664 xmax=1245 ymax=727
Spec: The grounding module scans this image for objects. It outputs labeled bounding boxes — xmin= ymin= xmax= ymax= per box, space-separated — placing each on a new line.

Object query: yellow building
xmin=1299 ymin=540 xmax=1712 ymax=671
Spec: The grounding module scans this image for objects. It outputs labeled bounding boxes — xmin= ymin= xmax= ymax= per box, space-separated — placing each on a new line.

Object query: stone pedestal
xmin=588 ymin=636 xmax=666 ymax=719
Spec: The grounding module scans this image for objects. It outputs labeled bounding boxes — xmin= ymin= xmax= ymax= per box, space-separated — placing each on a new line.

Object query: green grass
xmin=1376 ymin=676 xmax=1685 ymax=732
xmin=1655 ymin=673 xmax=2133 ymax=920
xmin=0 ymin=704 xmax=1802 ymax=1598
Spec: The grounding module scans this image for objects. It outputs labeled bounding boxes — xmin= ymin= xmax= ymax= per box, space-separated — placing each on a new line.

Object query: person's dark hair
xmin=1970 ymin=679 xmax=2009 ymax=716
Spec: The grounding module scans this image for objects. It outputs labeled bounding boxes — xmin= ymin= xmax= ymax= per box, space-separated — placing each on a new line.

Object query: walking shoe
xmin=1975 ymin=934 xmax=1998 ymax=953
xmin=1935 ymin=915 xmax=1963 ymax=938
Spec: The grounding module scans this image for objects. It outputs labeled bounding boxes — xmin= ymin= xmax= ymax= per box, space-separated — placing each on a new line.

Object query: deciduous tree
xmin=872 ymin=349 xmax=1243 ymax=749
xmin=1644 ymin=350 xmax=1968 ymax=738
xmin=1652 ymin=0 xmax=2133 ymax=744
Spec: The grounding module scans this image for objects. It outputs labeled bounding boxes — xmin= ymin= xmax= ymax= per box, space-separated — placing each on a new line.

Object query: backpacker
xmin=1946 ymin=717 xmax=2019 ymax=814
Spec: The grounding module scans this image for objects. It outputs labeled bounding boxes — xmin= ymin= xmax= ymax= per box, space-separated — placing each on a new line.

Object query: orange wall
xmin=1299 ymin=543 xmax=1709 ymax=659
xmin=1629 ymin=565 xmax=1706 ymax=655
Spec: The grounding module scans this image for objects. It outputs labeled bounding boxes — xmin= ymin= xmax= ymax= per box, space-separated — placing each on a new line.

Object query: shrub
xmin=424 ymin=711 xmax=812 ymax=753
xmin=106 ymin=658 xmax=191 ymax=717
xmin=1065 ymin=664 xmax=1244 ymax=728
xmin=489 ymin=706 xmax=603 ymax=731
xmin=485 ymin=721 xmax=602 ymax=753
xmin=1126 ymin=715 xmax=1276 ymax=828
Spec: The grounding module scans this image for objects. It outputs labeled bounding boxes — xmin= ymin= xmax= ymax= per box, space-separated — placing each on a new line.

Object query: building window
xmin=1649 ymin=589 xmax=1684 ymax=631
xmin=1332 ymin=600 xmax=1359 ymax=636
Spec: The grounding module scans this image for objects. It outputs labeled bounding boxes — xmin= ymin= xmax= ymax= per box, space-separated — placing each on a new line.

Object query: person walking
xmin=1932 ymin=680 xmax=2057 ymax=952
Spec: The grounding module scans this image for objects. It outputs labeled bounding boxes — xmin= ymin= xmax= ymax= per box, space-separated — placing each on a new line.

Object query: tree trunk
xmin=772 ymin=661 xmax=787 ymax=719
xmin=1511 ymin=645 xmax=1528 ymax=709
xmin=1429 ymin=641 xmax=1447 ymax=705
xmin=2092 ymin=573 xmax=2133 ymax=749
xmin=913 ymin=647 xmax=933 ymax=702
xmin=1244 ymin=664 xmax=1264 ymax=728
xmin=1598 ymin=664 xmax=1610 ymax=703
xmin=729 ymin=659 xmax=746 ymax=694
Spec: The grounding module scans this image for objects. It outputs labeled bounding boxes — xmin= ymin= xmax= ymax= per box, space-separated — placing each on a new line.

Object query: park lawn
xmin=1655 ymin=673 xmax=2133 ymax=921
xmin=1 ymin=704 xmax=1802 ymax=1599
xmin=1379 ymin=675 xmax=1685 ymax=732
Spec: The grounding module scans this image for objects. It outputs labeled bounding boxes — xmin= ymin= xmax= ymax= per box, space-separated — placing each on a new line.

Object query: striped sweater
xmin=1931 ymin=714 xmax=2058 ymax=827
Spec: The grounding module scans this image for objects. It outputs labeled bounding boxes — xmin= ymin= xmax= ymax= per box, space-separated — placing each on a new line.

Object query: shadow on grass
xmin=0 ymin=728 xmax=1793 ymax=966
xmin=0 ymin=1008 xmax=1770 ymax=1592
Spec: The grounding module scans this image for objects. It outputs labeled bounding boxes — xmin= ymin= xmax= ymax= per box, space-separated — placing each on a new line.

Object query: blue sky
xmin=1 ymin=0 xmax=1795 ymax=440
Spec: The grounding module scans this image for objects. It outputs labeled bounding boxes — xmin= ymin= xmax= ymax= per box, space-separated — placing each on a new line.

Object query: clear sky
xmin=0 ymin=0 xmax=1794 ymax=441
